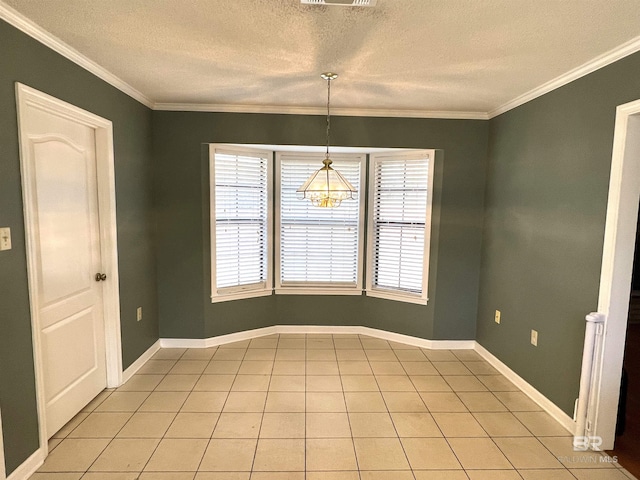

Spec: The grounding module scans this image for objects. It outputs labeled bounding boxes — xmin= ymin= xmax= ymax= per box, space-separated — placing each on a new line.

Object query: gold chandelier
xmin=297 ymin=73 xmax=357 ymax=208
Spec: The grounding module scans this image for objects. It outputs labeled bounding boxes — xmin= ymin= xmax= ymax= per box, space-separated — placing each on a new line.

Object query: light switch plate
xmin=531 ymin=329 xmax=538 ymax=346
xmin=495 ymin=310 xmax=501 ymax=324
xmin=136 ymin=307 xmax=143 ymax=322
xmin=0 ymin=227 xmax=11 ymax=251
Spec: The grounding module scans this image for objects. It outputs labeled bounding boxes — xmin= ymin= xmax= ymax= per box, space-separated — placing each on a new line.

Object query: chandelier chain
xmin=326 ymin=76 xmax=331 ymax=160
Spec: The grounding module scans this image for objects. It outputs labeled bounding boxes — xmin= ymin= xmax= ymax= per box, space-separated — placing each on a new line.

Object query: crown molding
xmin=488 ymin=34 xmax=640 ymax=119
xmin=0 ymin=2 xmax=153 ymax=108
xmin=152 ymin=102 xmax=490 ymax=120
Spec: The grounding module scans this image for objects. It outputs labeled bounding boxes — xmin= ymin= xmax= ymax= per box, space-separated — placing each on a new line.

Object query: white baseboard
xmin=161 ymin=326 xmax=279 ymax=349
xmin=475 ymin=342 xmax=576 ymax=434
xmin=121 ymin=339 xmax=161 ymax=384
xmin=6 ymin=448 xmax=45 ymax=480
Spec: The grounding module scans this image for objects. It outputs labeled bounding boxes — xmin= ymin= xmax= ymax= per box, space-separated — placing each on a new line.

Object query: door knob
xmin=95 ymin=273 xmax=107 ymax=281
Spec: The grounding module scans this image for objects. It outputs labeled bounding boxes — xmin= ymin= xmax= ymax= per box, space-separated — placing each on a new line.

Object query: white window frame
xmin=275 ymin=152 xmax=366 ymax=295
xmin=210 ymin=144 xmax=273 ymax=303
xmin=366 ymin=149 xmax=435 ymax=305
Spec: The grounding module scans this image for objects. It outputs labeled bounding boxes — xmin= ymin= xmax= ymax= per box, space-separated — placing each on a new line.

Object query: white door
xmin=20 ymin=101 xmax=107 ymax=438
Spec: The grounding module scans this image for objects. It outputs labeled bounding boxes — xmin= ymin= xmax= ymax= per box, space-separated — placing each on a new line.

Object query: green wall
xmin=0 ymin=20 xmax=158 ymax=475
xmin=477 ymin=51 xmax=640 ymax=416
xmin=152 ymin=113 xmax=488 ymax=341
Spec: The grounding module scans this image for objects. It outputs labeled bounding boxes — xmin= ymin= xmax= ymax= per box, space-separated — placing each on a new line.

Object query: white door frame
xmin=15 ymin=83 xmax=123 ymax=454
xmin=0 ymin=405 xmax=5 ymax=480
xmin=590 ymin=98 xmax=640 ymax=450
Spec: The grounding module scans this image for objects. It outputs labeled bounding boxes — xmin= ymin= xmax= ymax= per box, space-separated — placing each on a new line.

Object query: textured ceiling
xmin=4 ymin=0 xmax=640 ymax=115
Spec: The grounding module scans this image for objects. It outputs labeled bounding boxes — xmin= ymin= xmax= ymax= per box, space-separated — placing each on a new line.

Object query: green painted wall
xmin=152 ymin=112 xmax=488 ymax=342
xmin=477 ymin=51 xmax=640 ymax=416
xmin=0 ymin=20 xmax=158 ymax=474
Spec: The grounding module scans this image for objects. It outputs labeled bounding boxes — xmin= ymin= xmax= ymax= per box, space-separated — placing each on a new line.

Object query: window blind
xmin=278 ymin=155 xmax=362 ymax=287
xmin=213 ymin=150 xmax=270 ymax=293
xmin=370 ymin=154 xmax=430 ymax=296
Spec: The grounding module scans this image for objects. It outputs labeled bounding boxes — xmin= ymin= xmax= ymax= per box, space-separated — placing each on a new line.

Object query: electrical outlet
xmin=0 ymin=227 xmax=11 ymax=251
xmin=495 ymin=310 xmax=501 ymax=324
xmin=531 ymin=329 xmax=538 ymax=346
xmin=136 ymin=307 xmax=143 ymax=322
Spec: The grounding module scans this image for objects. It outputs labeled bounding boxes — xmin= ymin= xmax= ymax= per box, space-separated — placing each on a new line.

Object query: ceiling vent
xmin=301 ymin=0 xmax=377 ymax=6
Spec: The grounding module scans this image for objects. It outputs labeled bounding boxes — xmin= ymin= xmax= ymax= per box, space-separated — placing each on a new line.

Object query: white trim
xmin=153 ymin=102 xmax=489 ymax=120
xmin=0 ymin=406 xmax=4 ymax=480
xmin=0 ymin=3 xmax=152 ymax=108
xmin=121 ymin=340 xmax=161 ymax=384
xmin=488 ymin=35 xmax=640 ymax=118
xmin=161 ymin=326 xmax=279 ymax=349
xmin=5 ymin=448 xmax=45 ymax=480
xmin=590 ymin=98 xmax=640 ymax=450
xmin=475 ymin=343 xmax=576 ymax=434
xmin=15 ymin=84 xmax=123 ymax=453
xmin=275 ymin=288 xmax=363 ymax=296
xmin=365 ymin=289 xmax=428 ymax=305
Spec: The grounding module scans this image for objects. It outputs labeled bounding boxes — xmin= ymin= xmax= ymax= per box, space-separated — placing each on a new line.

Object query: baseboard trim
xmin=475 ymin=342 xmax=576 ymax=434
xmin=6 ymin=447 xmax=45 ymax=480
xmin=121 ymin=339 xmax=161 ymax=384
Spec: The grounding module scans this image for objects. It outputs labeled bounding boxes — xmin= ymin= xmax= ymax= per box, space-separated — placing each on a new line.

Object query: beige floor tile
xmin=349 ymin=412 xmax=396 ymax=437
xmin=493 ymin=437 xmax=564 ymax=469
xmin=457 ymin=391 xmax=508 ymax=412
xmin=250 ymin=473 xmax=304 ymax=480
xmin=199 ymin=439 xmax=257 ymax=471
xmin=250 ymin=338 xmax=279 ymax=349
xmin=361 ymin=472 xmax=415 ymax=480
xmin=432 ymin=412 xmax=488 ymax=437
xmin=194 ymin=474 xmax=249 ymax=480
xmin=307 ymin=472 xmax=359 ymax=480
xmin=353 ymin=437 xmax=410 ymax=470
xmin=48 ymin=438 xmax=63 ymax=452
xmin=336 ymin=349 xmax=368 ymax=361
xmin=341 ymin=375 xmax=379 ymax=392
xmin=306 ymin=412 xmax=352 ymax=437
xmin=155 ymin=374 xmax=200 ymax=391
xmin=117 ymin=412 xmax=175 ymax=438
xmin=411 ymin=376 xmax=453 ymax=392
xmin=344 ymin=392 xmax=387 ymax=412
xmin=137 ymin=360 xmax=177 ymax=374
xmin=443 ymin=375 xmax=488 ymax=392
xmin=277 ymin=338 xmax=306 ymax=349
xmin=394 ymin=350 xmax=428 ymax=361
xmin=390 ymin=412 xmax=442 ymax=437
xmin=413 ymin=471 xmax=468 ymax=480
xmin=152 ymin=349 xmax=186 ymax=360
xmin=117 ymin=374 xmax=164 ymax=392
xmin=275 ymin=350 xmax=306 ymax=361
xmin=333 ymin=339 xmax=363 ymax=350
xmin=538 ymin=436 xmax=616 ymax=469
xmin=306 ymin=392 xmax=346 ymax=412
xmin=518 ymin=470 xmax=577 ymax=480
xmin=419 ymin=392 xmax=468 ymax=412
xmin=375 ymin=376 xmax=415 ymax=392
xmin=204 ymin=360 xmax=241 ymax=374
xmin=38 ymin=438 xmax=110 ymax=472
xmin=214 ymin=349 xmax=247 ymax=360
xmin=306 ymin=361 xmax=340 ymax=375
xmin=452 ymin=350 xmax=483 ymax=361
xmin=82 ymin=391 xmax=112 ymax=412
xmin=165 ymin=412 xmax=218 ymax=438
xmin=31 ymin=472 xmax=82 ymax=479
xmin=338 ymin=361 xmax=373 ymax=375
xmin=306 ymin=349 xmax=337 ymax=361
xmin=238 ymin=361 xmax=274 ymax=375
xmin=473 ymin=412 xmax=531 ymax=437
xmin=448 ymin=437 xmax=512 ymax=469
xmin=260 ymin=412 xmax=305 ymax=438
xmin=231 ymin=374 xmax=270 ymax=391
xmin=272 ymin=360 xmax=305 ymax=374
xmin=306 ymin=375 xmax=342 ymax=391
xmin=253 ymin=438 xmax=305 ymax=471
xmin=365 ymin=350 xmax=397 ymax=361
xmin=494 ymin=392 xmax=543 ymax=411
xmin=514 ymin=411 xmax=572 ymax=436
xmin=264 ymin=392 xmax=305 ymax=412
xmin=421 ymin=350 xmax=457 ymax=361
xmin=80 ymin=474 xmax=140 ymax=480
xmin=569 ymin=470 xmax=630 ymax=480
xmin=269 ymin=375 xmax=305 ymax=391
xmin=464 ymin=361 xmax=499 ymax=375
xmin=244 ymin=349 xmax=276 ymax=361
xmin=466 ymin=470 xmax=522 ymax=480
xmin=401 ymin=362 xmax=438 ymax=375
xmin=219 ymin=340 xmax=251 ymax=349
xmin=433 ymin=361 xmax=473 ymax=375
xmin=307 ymin=338 xmax=334 ymax=349
xmin=181 ymin=347 xmax=217 ymax=360
xmin=144 ymin=438 xmax=208 ymax=471
xmin=306 ymin=438 xmax=358 ymax=471
xmin=138 ymin=391 xmax=189 ymax=412
xmin=360 ymin=339 xmax=391 ymax=349
xmin=478 ymin=375 xmax=520 ymax=392
xmin=95 ymin=392 xmax=149 ymax=412
xmin=370 ymin=361 xmax=405 ymax=375
xmin=193 ymin=374 xmax=235 ymax=391
xmin=222 ymin=392 xmax=267 ymax=412
xmin=170 ymin=360 xmax=208 ymax=374
xmin=90 ymin=438 xmax=160 ymax=472
xmin=66 ymin=412 xmax=130 ymax=438
xmin=381 ymin=391 xmax=427 ymax=412
xmin=178 ymin=391 xmax=227 ymax=412
xmin=402 ymin=437 xmax=462 ymax=469
xmin=213 ymin=412 xmax=263 ymax=438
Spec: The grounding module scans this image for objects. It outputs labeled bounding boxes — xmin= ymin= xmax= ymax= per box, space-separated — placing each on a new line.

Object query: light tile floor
xmin=30 ymin=334 xmax=637 ymax=480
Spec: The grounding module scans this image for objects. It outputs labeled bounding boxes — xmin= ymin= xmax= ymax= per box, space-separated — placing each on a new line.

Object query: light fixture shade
xmin=297 ymin=158 xmax=357 ymax=207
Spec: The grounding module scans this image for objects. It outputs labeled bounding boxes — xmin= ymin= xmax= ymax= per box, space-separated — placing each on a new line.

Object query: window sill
xmin=366 ymin=289 xmax=428 ymax=305
xmin=211 ymin=289 xmax=273 ymax=303
xmin=275 ymin=287 xmax=363 ymax=296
